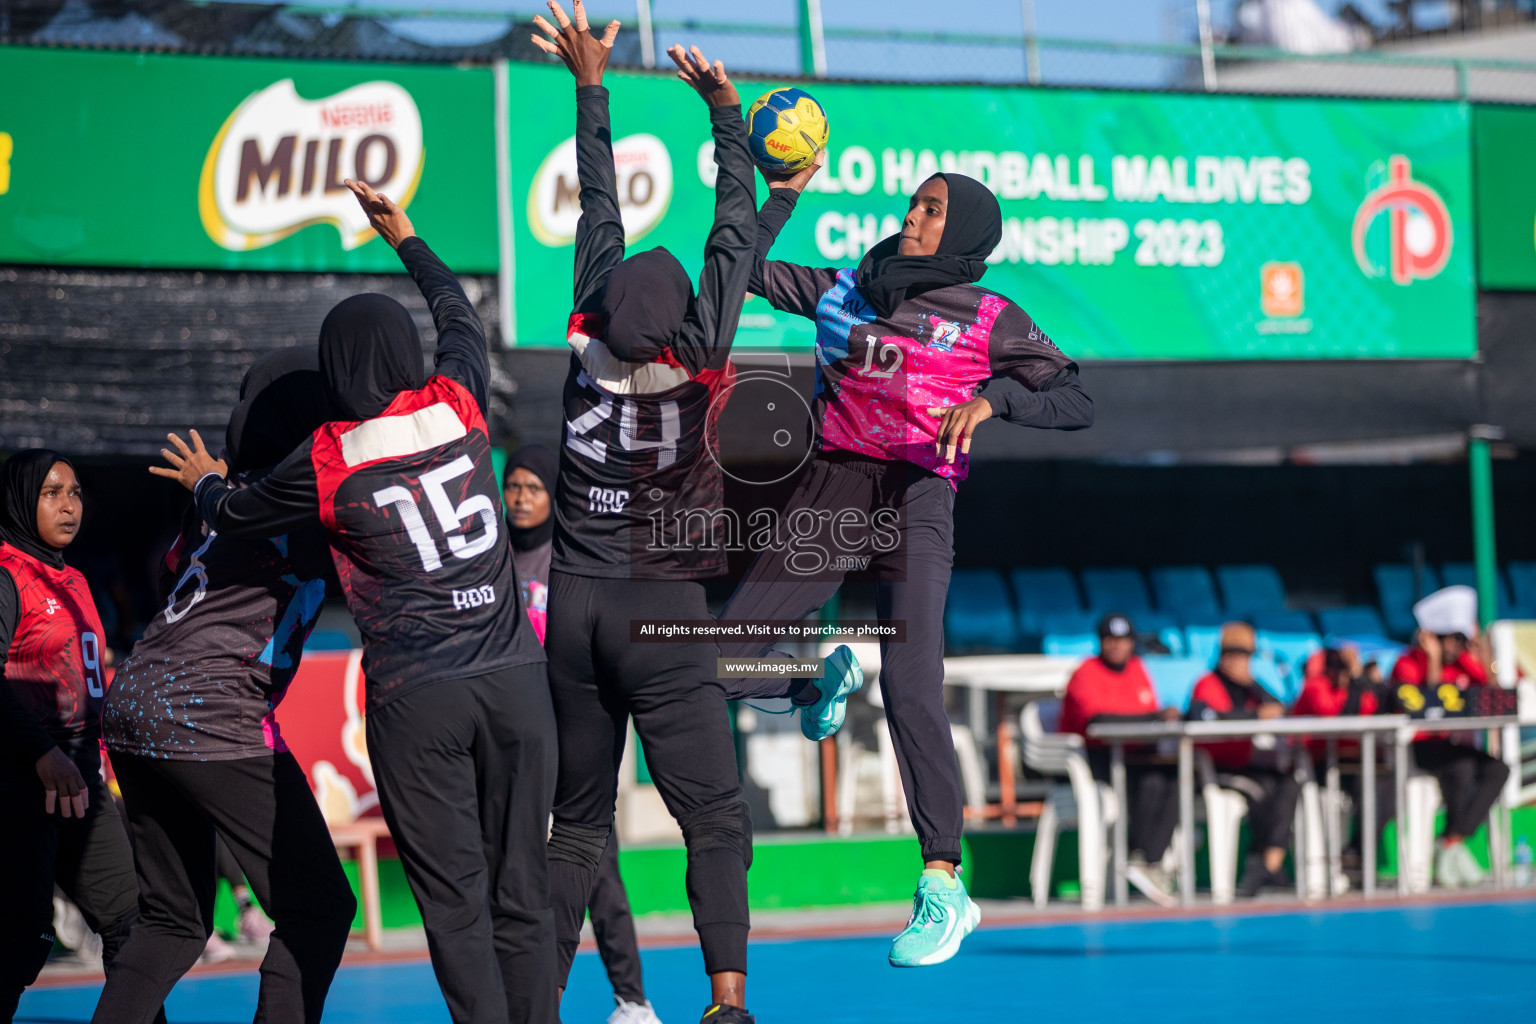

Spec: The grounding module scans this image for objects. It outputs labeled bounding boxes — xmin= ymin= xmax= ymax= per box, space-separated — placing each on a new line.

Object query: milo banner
xmin=509 ymin=65 xmax=1475 ymax=359
xmin=0 ymin=47 xmax=497 ymax=272
xmin=1474 ymin=106 xmax=1536 ymax=291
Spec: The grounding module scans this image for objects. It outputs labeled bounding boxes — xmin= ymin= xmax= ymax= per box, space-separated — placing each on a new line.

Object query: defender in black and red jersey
xmin=154 ymin=186 xmax=554 ymax=1024
xmin=0 ymin=451 xmax=163 ymax=1024
xmin=95 ymin=350 xmax=356 ymax=1024
xmin=529 ymin=7 xmax=758 ymax=1021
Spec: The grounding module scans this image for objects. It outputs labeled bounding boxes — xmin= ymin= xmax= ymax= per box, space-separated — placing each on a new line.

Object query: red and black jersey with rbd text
xmin=310 ymin=374 xmax=539 ymax=709
xmin=553 ymin=314 xmax=736 ymax=580
xmin=0 ymin=541 xmax=108 ymax=742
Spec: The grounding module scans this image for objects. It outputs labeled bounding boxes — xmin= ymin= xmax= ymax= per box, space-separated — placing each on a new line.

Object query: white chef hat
xmin=1412 ymin=585 xmax=1478 ymax=637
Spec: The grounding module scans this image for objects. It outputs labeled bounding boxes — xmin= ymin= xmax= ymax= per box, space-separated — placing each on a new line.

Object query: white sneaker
xmin=1125 ymin=855 xmax=1178 ymax=908
xmin=1434 ymin=843 xmax=1464 ymax=889
xmin=607 ymin=997 xmax=663 ymax=1024
xmin=1453 ymin=842 xmax=1488 ymax=886
xmin=239 ymin=905 xmax=276 ymax=943
xmin=201 ymin=932 xmax=237 ymax=963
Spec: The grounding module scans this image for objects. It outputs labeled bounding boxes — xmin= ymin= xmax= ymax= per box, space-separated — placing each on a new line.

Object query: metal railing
xmin=3 ymin=1 xmax=1535 ymax=103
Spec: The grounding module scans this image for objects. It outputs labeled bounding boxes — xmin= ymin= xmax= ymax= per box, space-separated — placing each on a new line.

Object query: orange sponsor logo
xmin=1260 ymin=261 xmax=1304 ymax=318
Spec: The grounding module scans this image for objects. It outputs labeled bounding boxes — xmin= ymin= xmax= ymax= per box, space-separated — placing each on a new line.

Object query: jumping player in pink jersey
xmin=716 ymin=165 xmax=1093 ymax=968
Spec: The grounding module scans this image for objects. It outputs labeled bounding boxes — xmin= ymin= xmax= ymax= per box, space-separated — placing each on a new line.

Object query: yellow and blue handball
xmin=747 ymin=87 xmax=829 ymax=174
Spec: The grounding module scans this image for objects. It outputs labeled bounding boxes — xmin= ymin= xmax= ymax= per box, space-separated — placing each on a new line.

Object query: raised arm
xmin=151 ymin=430 xmax=319 ymax=538
xmin=344 ymin=178 xmax=491 ymax=413
xmin=749 ymin=155 xmax=839 ymax=321
xmin=532 ymin=0 xmax=625 ymax=313
xmin=663 ymin=45 xmax=753 ymax=375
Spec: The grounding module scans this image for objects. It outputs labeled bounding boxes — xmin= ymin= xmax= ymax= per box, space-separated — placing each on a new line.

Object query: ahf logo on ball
xmin=199 ymin=79 xmax=425 ymax=251
xmin=528 ymin=133 xmax=673 ymax=247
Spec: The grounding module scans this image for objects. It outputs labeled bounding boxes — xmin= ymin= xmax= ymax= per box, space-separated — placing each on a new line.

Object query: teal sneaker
xmin=799 ymin=644 xmax=863 ymax=741
xmin=887 ymin=869 xmax=981 ymax=968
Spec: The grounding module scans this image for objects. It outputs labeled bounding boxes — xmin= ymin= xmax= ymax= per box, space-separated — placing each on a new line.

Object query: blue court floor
xmin=20 ymin=898 xmax=1536 ymax=1023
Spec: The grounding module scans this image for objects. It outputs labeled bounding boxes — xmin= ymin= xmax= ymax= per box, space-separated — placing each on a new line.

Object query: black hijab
xmin=505 ymin=445 xmax=557 ymax=552
xmin=854 ymin=172 xmax=1003 ymax=319
xmin=598 ymin=247 xmax=696 ymax=362
xmin=317 ymin=293 xmax=425 ymax=421
xmin=0 ymin=449 xmax=75 ymax=569
xmin=226 ymin=348 xmax=339 ymax=473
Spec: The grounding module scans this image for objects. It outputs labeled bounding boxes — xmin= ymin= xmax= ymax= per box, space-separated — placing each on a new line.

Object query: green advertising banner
xmin=0 ymin=47 xmax=498 ymax=272
xmin=508 ymin=65 xmax=1475 ymax=359
xmin=1474 ymin=106 xmax=1536 ymax=291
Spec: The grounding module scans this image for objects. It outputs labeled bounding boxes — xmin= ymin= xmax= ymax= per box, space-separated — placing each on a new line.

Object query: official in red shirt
xmin=1060 ymin=614 xmax=1179 ymax=906
xmin=1388 ymin=585 xmax=1509 ymax=889
xmin=1294 ymin=645 xmax=1393 ymax=863
xmin=1187 ymin=622 xmax=1298 ymax=897
xmin=0 ymin=451 xmax=163 ymax=1023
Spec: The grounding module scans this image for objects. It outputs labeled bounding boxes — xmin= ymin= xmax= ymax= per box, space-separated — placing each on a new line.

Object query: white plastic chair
xmin=1400 ymin=762 xmax=1511 ymax=893
xmin=1198 ymin=748 xmax=1318 ymax=905
xmin=830 ymin=641 xmax=987 ymax=832
xmin=1019 ymin=700 xmax=1118 ymax=911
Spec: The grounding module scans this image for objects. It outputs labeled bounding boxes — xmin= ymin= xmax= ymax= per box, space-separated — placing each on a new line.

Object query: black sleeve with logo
xmin=102 ymin=490 xmax=336 ymax=761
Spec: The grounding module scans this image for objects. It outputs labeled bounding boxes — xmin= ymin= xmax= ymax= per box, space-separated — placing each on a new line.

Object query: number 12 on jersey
xmin=373 ymin=455 xmax=499 ymax=573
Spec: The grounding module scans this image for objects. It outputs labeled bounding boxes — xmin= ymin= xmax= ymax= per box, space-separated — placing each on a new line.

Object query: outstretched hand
xmin=149 ymin=430 xmax=227 ymax=493
xmin=668 ymin=44 xmax=740 ymax=108
xmin=760 ymin=149 xmax=826 ymax=194
xmin=346 ymin=178 xmax=415 ymax=249
xmin=531 ymin=0 xmax=620 ymax=87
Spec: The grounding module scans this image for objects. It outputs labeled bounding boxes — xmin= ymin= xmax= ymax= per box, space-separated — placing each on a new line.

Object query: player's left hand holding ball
xmin=150 ymin=429 xmax=228 ymax=492
xmin=531 ymin=0 xmax=620 ymax=87
xmin=346 ymin=177 xmax=415 ymax=249
xmin=669 ymin=44 xmax=740 ymax=108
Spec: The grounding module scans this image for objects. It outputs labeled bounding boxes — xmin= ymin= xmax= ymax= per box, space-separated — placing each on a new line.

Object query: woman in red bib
xmin=0 ymin=450 xmax=161 ymax=1024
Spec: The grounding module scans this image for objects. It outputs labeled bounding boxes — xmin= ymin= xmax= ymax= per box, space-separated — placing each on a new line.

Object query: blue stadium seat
xmin=1439 ymin=562 xmax=1512 ymax=616
xmin=1507 ymin=562 xmax=1536 ymax=619
xmin=1256 ymin=627 xmax=1322 ymax=702
xmin=1215 ymin=564 xmax=1288 ymax=618
xmin=1374 ymin=563 xmax=1441 ymax=638
xmin=1132 ymin=611 xmax=1185 ymax=656
xmin=1184 ymin=623 xmax=1223 ymax=665
xmin=1251 ymin=610 xmax=1316 ymax=634
xmin=1149 ymin=566 xmax=1221 ymax=621
xmin=945 ymin=569 xmax=1018 ymax=649
xmin=1043 ymin=632 xmax=1099 ymax=657
xmin=1080 ymin=567 xmax=1152 ymax=615
xmin=1010 ymin=567 xmax=1083 ymax=636
xmin=1315 ymin=605 xmax=1389 ymax=640
xmin=1141 ymin=656 xmax=1207 ymax=712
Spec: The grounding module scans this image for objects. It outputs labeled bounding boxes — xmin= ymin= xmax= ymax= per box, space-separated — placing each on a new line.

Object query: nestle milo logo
xmin=200 ymin=79 xmax=424 ymax=251
xmin=527 ymin=133 xmax=672 ymax=247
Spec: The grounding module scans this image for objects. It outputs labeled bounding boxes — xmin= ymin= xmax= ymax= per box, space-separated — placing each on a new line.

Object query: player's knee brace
xmin=678 ymin=799 xmax=753 ymax=868
xmin=547 ymin=820 xmax=610 ymax=873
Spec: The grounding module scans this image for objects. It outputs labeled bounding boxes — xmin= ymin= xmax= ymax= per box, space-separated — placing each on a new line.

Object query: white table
xmin=942 ymin=655 xmax=1078 ymax=823
xmin=1088 ymin=716 xmax=1411 ymax=907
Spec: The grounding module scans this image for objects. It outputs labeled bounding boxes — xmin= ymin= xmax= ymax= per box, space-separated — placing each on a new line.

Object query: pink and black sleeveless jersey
xmin=553 ymin=314 xmax=737 ymax=579
xmin=0 ymin=542 xmax=107 ymax=743
xmin=102 ymin=495 xmax=332 ymax=761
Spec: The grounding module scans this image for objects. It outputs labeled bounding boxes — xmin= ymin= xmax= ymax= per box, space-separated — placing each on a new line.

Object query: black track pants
xmin=0 ymin=742 xmax=161 ymax=1024
xmin=93 ymin=751 xmax=355 ymax=1024
xmin=1088 ymin=750 xmax=1179 ymax=862
xmin=716 ymin=453 xmax=964 ymax=865
xmin=1413 ymin=739 xmax=1511 ymax=839
xmin=366 ymin=665 xmax=558 ymax=1024
xmin=546 ymin=573 xmax=750 ymax=983
xmin=590 ymin=833 xmax=645 ymax=1005
xmin=1219 ymin=767 xmax=1301 ymax=852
